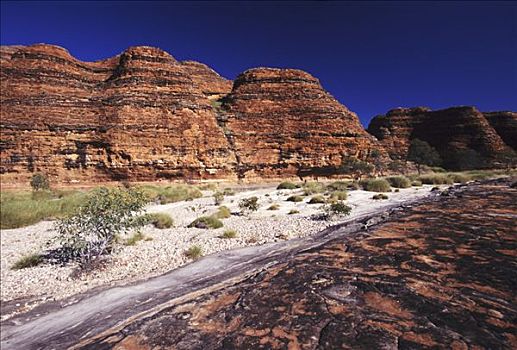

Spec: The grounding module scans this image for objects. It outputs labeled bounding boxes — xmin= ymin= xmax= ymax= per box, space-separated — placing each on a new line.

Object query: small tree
xmin=388 ymin=160 xmax=406 ymax=175
xmin=30 ymin=173 xmax=50 ymax=191
xmin=239 ymin=196 xmax=259 ymax=215
xmin=51 ymin=187 xmax=147 ymax=267
xmin=213 ymin=191 xmax=224 ymax=205
xmin=368 ymin=149 xmax=385 ymax=176
xmin=407 ymin=139 xmax=441 ymax=174
xmin=340 ymin=157 xmax=374 ymax=180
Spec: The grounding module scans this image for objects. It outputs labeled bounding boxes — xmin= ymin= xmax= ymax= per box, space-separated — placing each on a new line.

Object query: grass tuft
xmin=386 ymin=176 xmax=411 ymax=188
xmin=372 ymin=194 xmax=389 ymax=200
xmin=188 ymin=216 xmax=223 ymax=229
xmin=146 ymin=213 xmax=174 ymax=229
xmin=308 ymin=195 xmax=326 ymax=204
xmin=288 ymin=209 xmax=300 ymax=215
xmin=12 ymin=253 xmax=43 ymax=270
xmin=277 ymin=181 xmax=300 ymax=190
xmin=213 ymin=206 xmax=231 ymax=219
xmin=418 ymin=173 xmax=453 ymax=185
xmin=221 ymin=229 xmax=237 ymax=239
xmin=286 ymin=195 xmax=304 ymax=202
xmin=185 ymin=245 xmax=203 ymax=260
xmin=360 ymin=179 xmax=391 ymax=192
xmin=268 ymin=204 xmax=280 ymax=210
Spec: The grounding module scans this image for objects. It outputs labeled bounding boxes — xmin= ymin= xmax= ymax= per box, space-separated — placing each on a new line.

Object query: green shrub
xmin=287 ymin=195 xmax=304 ymax=202
xmin=268 ymin=204 xmax=280 ymax=210
xmin=185 ymin=245 xmax=203 ymax=260
xmin=239 ymin=196 xmax=259 ymax=214
xmin=11 ymin=253 xmax=43 ymax=270
xmin=277 ymin=181 xmax=299 ymax=190
xmin=330 ymin=191 xmax=348 ymax=201
xmin=213 ymin=191 xmax=224 ymax=205
xmin=324 ymin=201 xmax=352 ymax=218
xmin=288 ymin=209 xmax=300 ymax=215
xmin=326 ymin=181 xmax=349 ymax=191
xmin=447 ymin=173 xmax=472 ymax=184
xmin=360 ymin=179 xmax=391 ymax=192
xmin=188 ymin=216 xmax=223 ymax=229
xmin=372 ymin=194 xmax=389 ymax=200
xmin=221 ymin=230 xmax=237 ymax=239
xmin=146 ymin=213 xmax=174 ymax=229
xmin=213 ymin=206 xmax=231 ymax=219
xmin=411 ymin=180 xmax=423 ymax=187
xmin=51 ymin=187 xmax=148 ymax=266
xmin=308 ymin=195 xmax=326 ymax=204
xmin=125 ymin=232 xmax=146 ymax=246
xmin=386 ymin=176 xmax=411 ymax=188
xmin=30 ymin=173 xmax=50 ymax=191
xmin=303 ymin=182 xmax=326 ymax=195
xmin=418 ymin=174 xmax=453 ymax=185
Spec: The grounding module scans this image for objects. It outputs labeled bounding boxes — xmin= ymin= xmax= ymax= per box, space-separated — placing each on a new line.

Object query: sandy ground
xmin=0 ymin=184 xmax=438 ymax=320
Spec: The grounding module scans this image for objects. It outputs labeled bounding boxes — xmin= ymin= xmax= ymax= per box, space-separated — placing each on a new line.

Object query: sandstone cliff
xmin=219 ymin=68 xmax=385 ymax=178
xmin=1 ymin=44 xmax=382 ymax=184
xmin=1 ymin=44 xmax=236 ymax=183
xmin=367 ymin=106 xmax=515 ymax=169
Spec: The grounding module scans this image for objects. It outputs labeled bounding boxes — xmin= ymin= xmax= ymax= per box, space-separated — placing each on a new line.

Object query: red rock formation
xmin=220 ymin=68 xmax=386 ymax=178
xmin=1 ymin=45 xmax=387 ymax=184
xmin=1 ymin=44 xmax=236 ymax=183
xmin=180 ymin=60 xmax=232 ymax=96
xmin=367 ymin=106 xmax=514 ymax=168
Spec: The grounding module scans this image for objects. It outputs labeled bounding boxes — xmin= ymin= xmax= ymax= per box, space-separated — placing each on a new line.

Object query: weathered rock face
xmin=367 ymin=106 xmax=514 ymax=168
xmin=483 ymin=111 xmax=517 ymax=150
xmin=1 ymin=44 xmax=236 ymax=183
xmin=180 ymin=61 xmax=232 ymax=96
xmin=220 ymin=68 xmax=385 ymax=178
xmin=1 ymin=45 xmax=386 ymax=184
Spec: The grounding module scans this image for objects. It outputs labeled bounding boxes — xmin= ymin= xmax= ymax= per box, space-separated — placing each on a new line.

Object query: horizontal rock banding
xmin=1 ymin=44 xmax=236 ymax=183
xmin=367 ymin=106 xmax=515 ymax=168
xmin=220 ymin=68 xmax=385 ymax=178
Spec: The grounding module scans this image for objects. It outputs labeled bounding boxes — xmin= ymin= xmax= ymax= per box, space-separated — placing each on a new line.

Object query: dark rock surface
xmin=3 ymin=180 xmax=513 ymax=349
xmin=367 ymin=106 xmax=515 ymax=168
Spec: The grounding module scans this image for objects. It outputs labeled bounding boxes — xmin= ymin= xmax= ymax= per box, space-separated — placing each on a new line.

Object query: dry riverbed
xmin=0 ymin=184 xmax=438 ymax=320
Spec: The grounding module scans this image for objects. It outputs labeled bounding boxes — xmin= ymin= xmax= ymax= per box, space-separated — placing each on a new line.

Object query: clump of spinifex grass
xmin=1 ymin=190 xmax=88 ymax=229
xmin=136 ymin=184 xmax=202 ymax=204
xmin=359 ymin=179 xmax=391 ymax=192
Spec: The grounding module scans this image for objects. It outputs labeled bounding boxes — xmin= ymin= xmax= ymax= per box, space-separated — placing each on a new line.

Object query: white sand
xmin=0 ymin=183 xmax=438 ymax=320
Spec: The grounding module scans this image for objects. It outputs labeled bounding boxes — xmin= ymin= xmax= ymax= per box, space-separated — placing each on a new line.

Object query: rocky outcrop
xmin=220 ymin=68 xmax=386 ymax=178
xmin=367 ymin=106 xmax=514 ymax=169
xmin=1 ymin=45 xmax=387 ymax=184
xmin=1 ymin=44 xmax=236 ymax=183
xmin=483 ymin=111 xmax=517 ymax=150
xmin=180 ymin=61 xmax=232 ymax=96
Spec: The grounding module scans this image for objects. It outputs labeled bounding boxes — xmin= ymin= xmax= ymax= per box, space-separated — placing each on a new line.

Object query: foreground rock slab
xmin=2 ymin=180 xmax=516 ymax=349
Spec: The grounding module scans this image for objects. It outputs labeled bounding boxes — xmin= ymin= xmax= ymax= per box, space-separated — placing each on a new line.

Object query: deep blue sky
xmin=1 ymin=1 xmax=516 ymax=126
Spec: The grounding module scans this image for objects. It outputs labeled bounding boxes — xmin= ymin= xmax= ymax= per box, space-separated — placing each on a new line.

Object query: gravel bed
xmin=0 ymin=184 xmax=437 ymax=320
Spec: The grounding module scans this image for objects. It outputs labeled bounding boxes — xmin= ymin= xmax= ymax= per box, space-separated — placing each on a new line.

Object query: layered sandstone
xmin=367 ymin=106 xmax=514 ymax=168
xmin=1 ymin=44 xmax=236 ymax=183
xmin=220 ymin=68 xmax=386 ymax=178
xmin=1 ymin=45 xmax=387 ymax=184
